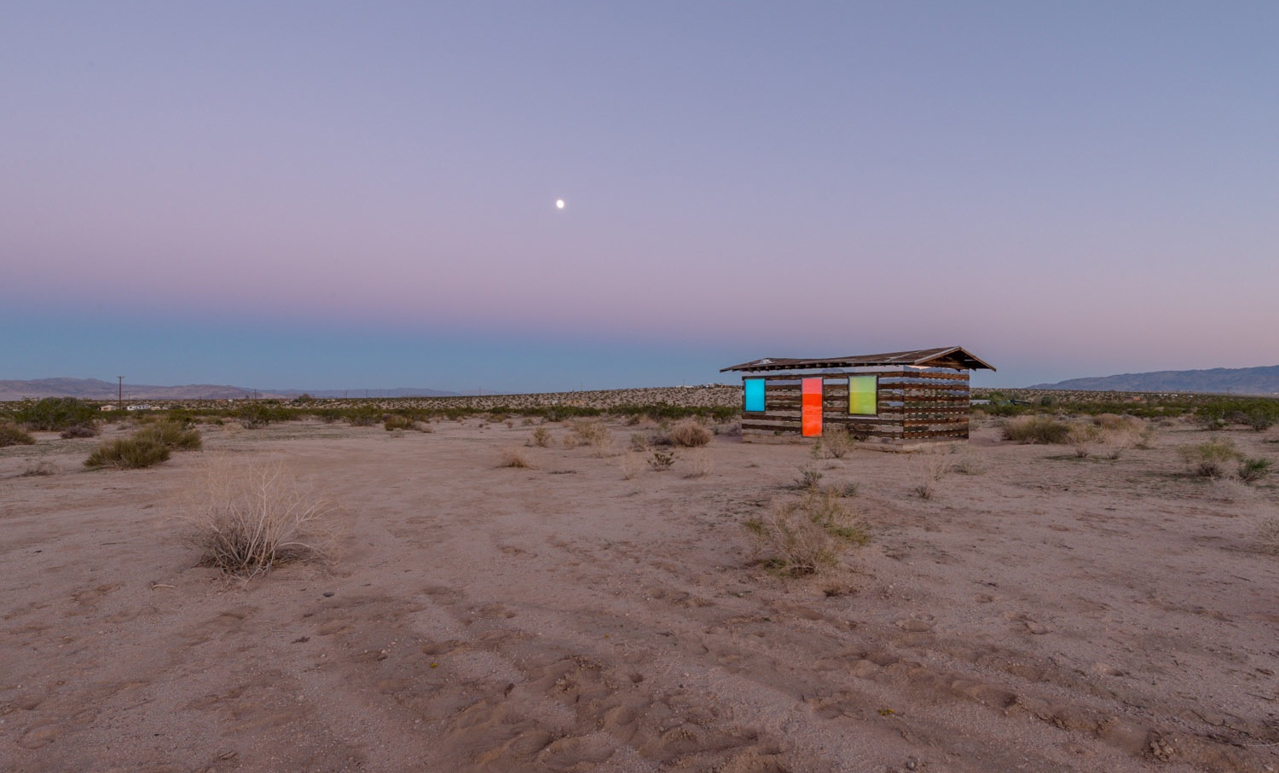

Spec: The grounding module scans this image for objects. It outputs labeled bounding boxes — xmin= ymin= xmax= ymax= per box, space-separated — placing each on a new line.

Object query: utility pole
xmin=117 ymin=376 xmax=123 ymax=410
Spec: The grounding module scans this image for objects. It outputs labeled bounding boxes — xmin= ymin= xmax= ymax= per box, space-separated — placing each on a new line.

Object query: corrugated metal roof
xmin=720 ymin=346 xmax=995 ymax=373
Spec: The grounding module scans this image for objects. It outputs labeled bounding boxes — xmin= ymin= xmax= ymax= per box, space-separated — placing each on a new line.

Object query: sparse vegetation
xmin=667 ymin=421 xmax=712 ymax=448
xmin=812 ymin=427 xmax=855 ymax=459
xmin=794 ymin=465 xmax=823 ymax=490
xmin=647 ymin=449 xmax=676 ymax=471
xmin=1001 ymin=416 xmax=1072 ymax=444
xmin=84 ymin=436 xmax=171 ymax=469
xmin=951 ymin=453 xmax=984 ymax=475
xmin=22 ymin=460 xmax=57 ymax=476
xmin=137 ymin=420 xmax=203 ymax=451
xmin=1257 ymin=517 xmax=1279 ymax=555
xmin=1238 ymin=457 xmax=1272 ymax=483
xmin=684 ymin=451 xmax=713 ymax=478
xmin=498 ymin=447 xmax=534 ymax=468
xmin=179 ymin=458 xmax=336 ymax=578
xmin=60 ymin=424 xmax=100 ymax=439
xmin=384 ymin=414 xmax=414 ymax=431
xmin=529 ymin=427 xmax=552 ymax=447
xmin=744 ymin=490 xmax=869 ymax=576
xmin=0 ymin=423 xmax=37 ymax=447
xmin=15 ymin=397 xmax=99 ymax=432
xmin=619 ymin=453 xmax=643 ymax=480
xmin=1179 ymin=438 xmax=1241 ymax=479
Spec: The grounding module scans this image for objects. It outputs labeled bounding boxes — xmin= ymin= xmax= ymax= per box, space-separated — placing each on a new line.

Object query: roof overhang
xmin=721 ymin=346 xmax=995 ymax=373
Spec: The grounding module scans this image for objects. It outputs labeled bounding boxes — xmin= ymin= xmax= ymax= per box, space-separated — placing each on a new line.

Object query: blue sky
xmin=3 ymin=2 xmax=1277 ymax=392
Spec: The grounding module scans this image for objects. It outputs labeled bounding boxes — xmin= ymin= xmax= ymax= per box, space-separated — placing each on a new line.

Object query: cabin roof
xmin=720 ymin=346 xmax=995 ymax=373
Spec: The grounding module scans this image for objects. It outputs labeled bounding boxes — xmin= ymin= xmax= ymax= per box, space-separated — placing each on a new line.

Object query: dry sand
xmin=2 ymin=417 xmax=1277 ymax=772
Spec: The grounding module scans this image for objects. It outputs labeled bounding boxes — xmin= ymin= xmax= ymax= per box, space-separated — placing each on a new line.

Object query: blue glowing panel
xmin=744 ymin=379 xmax=765 ymax=412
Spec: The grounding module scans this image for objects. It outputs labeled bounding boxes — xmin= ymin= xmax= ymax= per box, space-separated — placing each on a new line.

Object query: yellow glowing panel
xmin=848 ymin=375 xmax=877 ymax=415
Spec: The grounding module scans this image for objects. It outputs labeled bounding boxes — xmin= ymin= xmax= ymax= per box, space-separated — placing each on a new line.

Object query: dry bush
xmin=60 ymin=424 xmax=99 ymax=439
xmin=1238 ymin=457 xmax=1272 ymax=483
xmin=137 ymin=421 xmax=203 ymax=451
xmin=529 ymin=427 xmax=552 ymax=447
xmin=571 ymin=420 xmax=612 ymax=449
xmin=744 ymin=490 xmax=869 ymax=576
xmin=384 ymin=414 xmax=414 ymax=431
xmin=177 ymin=458 xmax=336 ymax=578
xmin=629 ymin=432 xmax=650 ymax=452
xmin=1209 ymin=477 xmax=1254 ymax=503
xmin=85 ymin=436 xmax=170 ymax=469
xmin=1257 ymin=517 xmax=1279 ymax=555
xmin=1001 ymin=416 xmax=1072 ymax=444
xmin=0 ymin=423 xmax=37 ymax=447
xmin=619 ymin=452 xmax=643 ymax=480
xmin=813 ymin=427 xmax=856 ymax=459
xmin=22 ymin=460 xmax=57 ymax=477
xmin=648 ymin=449 xmax=677 ymax=471
xmin=667 ymin=421 xmax=712 ymax=448
xmin=1179 ymin=438 xmax=1240 ymax=478
xmin=684 ymin=450 xmax=713 ymax=478
xmin=794 ymin=465 xmax=824 ymax=490
xmin=561 ymin=434 xmax=580 ymax=450
xmin=951 ymin=452 xmax=984 ymax=475
xmin=498 ymin=447 xmax=534 ymax=468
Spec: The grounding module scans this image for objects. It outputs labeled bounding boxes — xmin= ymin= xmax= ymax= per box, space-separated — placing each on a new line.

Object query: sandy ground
xmin=2 ymin=417 xmax=1277 ymax=773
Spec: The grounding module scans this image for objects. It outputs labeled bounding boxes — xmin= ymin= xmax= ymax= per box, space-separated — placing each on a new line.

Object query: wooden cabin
xmin=720 ymin=346 xmax=995 ymax=444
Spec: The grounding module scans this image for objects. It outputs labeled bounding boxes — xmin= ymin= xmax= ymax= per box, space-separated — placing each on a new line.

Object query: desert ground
xmin=2 ymin=412 xmax=1277 ymax=773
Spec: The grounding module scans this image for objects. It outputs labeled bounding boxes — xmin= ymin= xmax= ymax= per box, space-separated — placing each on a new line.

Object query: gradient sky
xmin=3 ymin=2 xmax=1276 ymax=393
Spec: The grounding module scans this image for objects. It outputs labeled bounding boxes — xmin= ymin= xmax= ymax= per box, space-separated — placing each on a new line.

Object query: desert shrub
xmin=744 ymin=490 xmax=869 ymax=576
xmin=384 ymin=414 xmax=414 ymax=431
xmin=1197 ymin=399 xmax=1279 ymax=432
xmin=795 ymin=465 xmax=823 ymax=490
xmin=629 ymin=432 xmax=650 ymax=452
xmin=136 ymin=421 xmax=203 ymax=451
xmin=1238 ymin=458 xmax=1272 ymax=483
xmin=1179 ymin=438 xmax=1241 ymax=478
xmin=648 ymin=449 xmax=677 ymax=471
xmin=345 ymin=406 xmax=382 ymax=427
xmin=529 ymin=427 xmax=552 ymax=447
xmin=823 ymin=481 xmax=860 ymax=498
xmin=1257 ymin=517 xmax=1279 ymax=555
xmin=684 ymin=451 xmax=713 ymax=478
xmin=619 ymin=453 xmax=643 ymax=480
xmin=561 ymin=434 xmax=580 ymax=450
xmin=667 ymin=421 xmax=712 ymax=448
xmin=22 ymin=460 xmax=57 ymax=477
xmin=911 ymin=482 xmax=935 ymax=500
xmin=85 ymin=436 xmax=170 ymax=469
xmin=1001 ymin=416 xmax=1072 ymax=444
xmin=812 ymin=427 xmax=856 ymax=459
xmin=179 ymin=458 xmax=335 ymax=578
xmin=570 ymin=420 xmax=612 ymax=448
xmin=15 ymin=397 xmax=99 ymax=431
xmin=0 ymin=423 xmax=37 ymax=447
xmin=951 ymin=453 xmax=984 ymax=475
xmin=59 ymin=424 xmax=99 ymax=439
xmin=237 ymin=403 xmax=292 ymax=429
xmin=498 ymin=448 xmax=533 ymax=468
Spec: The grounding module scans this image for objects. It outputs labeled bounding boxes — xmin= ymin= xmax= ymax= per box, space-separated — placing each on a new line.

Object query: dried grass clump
xmin=684 ymin=450 xmax=714 ymax=478
xmin=60 ymin=424 xmax=100 ymax=439
xmin=619 ymin=452 xmax=643 ymax=480
xmin=812 ymin=427 xmax=856 ymax=459
xmin=667 ymin=421 xmax=712 ymax=448
xmin=1178 ymin=438 xmax=1240 ymax=479
xmin=571 ymin=420 xmax=612 ymax=449
xmin=0 ymin=423 xmax=37 ymax=447
xmin=22 ymin=460 xmax=57 ymax=477
xmin=1257 ymin=517 xmax=1279 ymax=555
xmin=85 ymin=436 xmax=170 ymax=469
xmin=951 ymin=452 xmax=984 ymax=475
xmin=1238 ymin=457 xmax=1272 ymax=483
xmin=744 ymin=490 xmax=869 ymax=576
xmin=498 ymin=448 xmax=534 ymax=468
xmin=384 ymin=414 xmax=414 ymax=431
xmin=529 ymin=427 xmax=552 ymax=447
xmin=648 ymin=449 xmax=677 ymax=471
xmin=1001 ymin=416 xmax=1072 ymax=444
xmin=179 ymin=458 xmax=336 ymax=578
xmin=136 ymin=421 xmax=203 ymax=451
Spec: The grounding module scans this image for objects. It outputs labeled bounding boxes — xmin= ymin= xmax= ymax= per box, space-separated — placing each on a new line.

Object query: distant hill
xmin=1030 ymin=365 xmax=1279 ymax=395
xmin=0 ymin=378 xmax=457 ymax=402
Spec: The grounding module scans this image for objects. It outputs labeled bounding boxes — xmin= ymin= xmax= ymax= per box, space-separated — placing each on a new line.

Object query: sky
xmin=3 ymin=2 xmax=1276 ymax=393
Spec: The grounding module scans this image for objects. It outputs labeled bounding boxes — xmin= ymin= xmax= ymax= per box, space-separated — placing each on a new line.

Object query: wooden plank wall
xmin=741 ymin=369 xmax=970 ymax=442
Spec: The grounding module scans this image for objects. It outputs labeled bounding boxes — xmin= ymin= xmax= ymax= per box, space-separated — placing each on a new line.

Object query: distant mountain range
xmin=1030 ymin=365 xmax=1279 ymax=395
xmin=0 ymin=378 xmax=458 ymax=402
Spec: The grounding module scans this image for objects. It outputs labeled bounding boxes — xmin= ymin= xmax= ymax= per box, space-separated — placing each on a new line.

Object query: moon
xmin=555 ymin=199 xmax=565 ymax=210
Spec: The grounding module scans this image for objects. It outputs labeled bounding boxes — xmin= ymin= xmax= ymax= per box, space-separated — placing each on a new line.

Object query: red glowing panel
xmin=801 ymin=378 xmax=823 ymax=437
